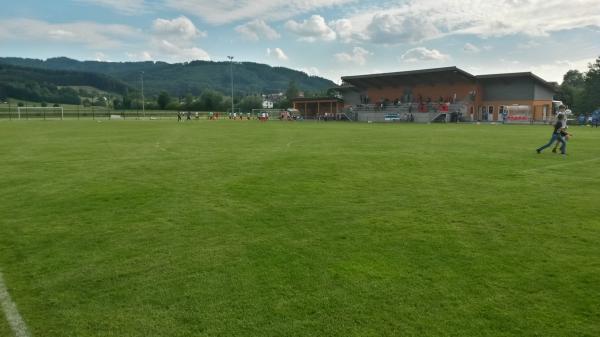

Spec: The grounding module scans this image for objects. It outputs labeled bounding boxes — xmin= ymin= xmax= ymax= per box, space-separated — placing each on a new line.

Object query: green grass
xmin=0 ymin=120 xmax=599 ymax=337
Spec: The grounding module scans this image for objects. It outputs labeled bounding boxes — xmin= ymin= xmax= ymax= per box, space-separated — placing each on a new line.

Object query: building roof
xmin=328 ymin=84 xmax=358 ymax=93
xmin=291 ymin=96 xmax=343 ymax=103
xmin=341 ymin=66 xmax=477 ymax=88
xmin=476 ymin=72 xmax=557 ymax=92
xmin=340 ymin=66 xmax=557 ymax=93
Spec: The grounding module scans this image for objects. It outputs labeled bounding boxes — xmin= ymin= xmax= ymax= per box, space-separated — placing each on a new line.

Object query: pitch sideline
xmin=0 ymin=270 xmax=31 ymax=337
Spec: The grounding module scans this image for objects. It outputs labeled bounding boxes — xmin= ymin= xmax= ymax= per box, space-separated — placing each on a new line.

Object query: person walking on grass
xmin=552 ymin=112 xmax=571 ymax=153
xmin=537 ymin=114 xmax=567 ymax=155
xmin=550 ymin=107 xmax=567 ymax=153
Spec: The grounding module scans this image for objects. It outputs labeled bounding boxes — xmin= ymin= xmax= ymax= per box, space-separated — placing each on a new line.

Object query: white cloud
xmin=300 ymin=67 xmax=320 ymax=76
xmin=76 ymin=0 xmax=146 ymax=15
xmin=366 ymin=14 xmax=440 ymax=44
xmin=0 ymin=18 xmax=141 ymax=49
xmin=330 ymin=18 xmax=363 ymax=43
xmin=463 ymin=43 xmax=480 ymax=53
xmin=149 ymin=16 xmax=210 ymax=62
xmin=401 ymin=47 xmax=450 ymax=62
xmin=154 ymin=39 xmax=210 ymax=62
xmin=152 ymin=16 xmax=206 ymax=40
xmin=530 ymin=58 xmax=596 ymax=82
xmin=517 ymin=40 xmax=542 ymax=49
xmin=0 ymin=17 xmax=211 ymax=63
xmin=94 ymin=52 xmax=109 ymax=61
xmin=236 ymin=20 xmax=280 ymax=41
xmin=285 ymin=15 xmax=336 ymax=42
xmin=266 ymin=48 xmax=288 ymax=61
xmin=335 ymin=47 xmax=372 ymax=65
xmin=331 ymin=0 xmax=600 ymax=44
xmin=461 ymin=58 xmax=595 ymax=83
xmin=126 ymin=51 xmax=153 ymax=61
xmin=164 ymin=0 xmax=355 ymax=25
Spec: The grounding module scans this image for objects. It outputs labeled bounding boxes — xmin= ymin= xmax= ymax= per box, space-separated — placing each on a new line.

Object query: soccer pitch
xmin=1 ymin=120 xmax=599 ymax=337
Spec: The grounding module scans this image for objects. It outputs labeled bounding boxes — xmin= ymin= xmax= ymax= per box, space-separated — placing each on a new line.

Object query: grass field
xmin=1 ymin=120 xmax=599 ymax=337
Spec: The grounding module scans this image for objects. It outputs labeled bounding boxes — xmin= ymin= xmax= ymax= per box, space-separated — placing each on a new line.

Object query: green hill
xmin=0 ymin=63 xmax=132 ymax=105
xmin=0 ymin=57 xmax=336 ymax=97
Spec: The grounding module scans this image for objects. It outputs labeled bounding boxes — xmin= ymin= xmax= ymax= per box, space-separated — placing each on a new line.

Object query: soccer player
xmin=551 ymin=106 xmax=568 ymax=153
xmin=537 ymin=114 xmax=567 ymax=155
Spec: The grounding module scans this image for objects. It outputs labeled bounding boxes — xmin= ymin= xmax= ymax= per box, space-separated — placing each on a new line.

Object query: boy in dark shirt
xmin=552 ymin=113 xmax=570 ymax=153
xmin=536 ymin=114 xmax=567 ymax=155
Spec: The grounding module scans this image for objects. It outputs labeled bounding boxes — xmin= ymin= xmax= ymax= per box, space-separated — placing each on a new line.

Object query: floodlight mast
xmin=141 ymin=71 xmax=145 ymax=118
xmin=227 ymin=56 xmax=234 ymax=114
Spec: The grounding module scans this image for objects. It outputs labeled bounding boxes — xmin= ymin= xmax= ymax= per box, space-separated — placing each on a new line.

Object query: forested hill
xmin=0 ymin=63 xmax=132 ymax=104
xmin=0 ymin=57 xmax=337 ymax=97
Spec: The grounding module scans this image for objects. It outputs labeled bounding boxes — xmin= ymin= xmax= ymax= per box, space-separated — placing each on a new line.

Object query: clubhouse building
xmin=292 ymin=67 xmax=558 ymax=123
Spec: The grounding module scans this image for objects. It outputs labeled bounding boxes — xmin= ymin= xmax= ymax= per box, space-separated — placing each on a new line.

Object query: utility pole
xmin=141 ymin=71 xmax=145 ymax=118
xmin=227 ymin=56 xmax=234 ymax=114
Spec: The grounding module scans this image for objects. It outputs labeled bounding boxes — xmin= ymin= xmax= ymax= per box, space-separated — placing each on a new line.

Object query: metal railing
xmin=348 ymin=103 xmax=469 ymax=122
xmin=0 ymin=108 xmax=229 ymax=120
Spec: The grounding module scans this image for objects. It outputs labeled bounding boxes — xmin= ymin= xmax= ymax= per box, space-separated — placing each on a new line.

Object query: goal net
xmin=16 ymin=107 xmax=64 ymax=120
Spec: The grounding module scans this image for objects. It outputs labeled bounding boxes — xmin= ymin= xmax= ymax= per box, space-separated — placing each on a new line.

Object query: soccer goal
xmin=16 ymin=106 xmax=64 ymax=120
xmin=251 ymin=108 xmax=287 ymax=117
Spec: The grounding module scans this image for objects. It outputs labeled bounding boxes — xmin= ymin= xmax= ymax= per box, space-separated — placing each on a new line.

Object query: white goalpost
xmin=251 ymin=108 xmax=287 ymax=116
xmin=16 ymin=106 xmax=64 ymax=120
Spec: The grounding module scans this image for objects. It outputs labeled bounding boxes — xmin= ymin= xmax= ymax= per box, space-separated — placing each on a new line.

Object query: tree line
xmin=130 ymin=81 xmax=303 ymax=112
xmin=555 ymin=56 xmax=600 ymax=115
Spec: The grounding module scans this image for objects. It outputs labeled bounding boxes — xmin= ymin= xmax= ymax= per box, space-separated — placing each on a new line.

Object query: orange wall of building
xmin=480 ymin=99 xmax=553 ymax=121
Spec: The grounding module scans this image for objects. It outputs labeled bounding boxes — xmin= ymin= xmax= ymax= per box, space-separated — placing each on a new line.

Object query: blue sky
xmin=1 ymin=0 xmax=599 ymax=83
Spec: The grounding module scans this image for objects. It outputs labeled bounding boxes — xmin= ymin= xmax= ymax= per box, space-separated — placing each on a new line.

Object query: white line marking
xmin=0 ymin=271 xmax=31 ymax=337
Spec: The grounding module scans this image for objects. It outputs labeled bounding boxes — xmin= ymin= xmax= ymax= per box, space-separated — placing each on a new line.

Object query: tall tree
xmin=199 ymin=90 xmax=223 ymax=111
xmin=563 ymin=70 xmax=585 ymax=87
xmin=239 ymin=95 xmax=263 ymax=112
xmin=556 ymin=69 xmax=586 ymax=114
xmin=157 ymin=91 xmax=171 ymax=110
xmin=581 ymin=57 xmax=600 ymax=113
xmin=285 ymin=80 xmax=299 ymax=100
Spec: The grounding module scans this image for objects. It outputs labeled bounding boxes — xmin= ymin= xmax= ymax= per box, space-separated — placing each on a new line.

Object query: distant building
xmin=262 ymin=93 xmax=286 ymax=109
xmin=336 ymin=66 xmax=557 ymax=122
xmin=291 ymin=97 xmax=344 ymax=118
xmin=262 ymin=100 xmax=274 ymax=109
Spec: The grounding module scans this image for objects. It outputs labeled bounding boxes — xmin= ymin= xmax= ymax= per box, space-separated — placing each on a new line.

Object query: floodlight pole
xmin=141 ymin=71 xmax=146 ymax=118
xmin=228 ymin=56 xmax=234 ymax=114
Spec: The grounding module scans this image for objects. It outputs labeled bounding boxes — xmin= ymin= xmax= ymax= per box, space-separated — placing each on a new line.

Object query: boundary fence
xmin=0 ymin=108 xmax=226 ymax=120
